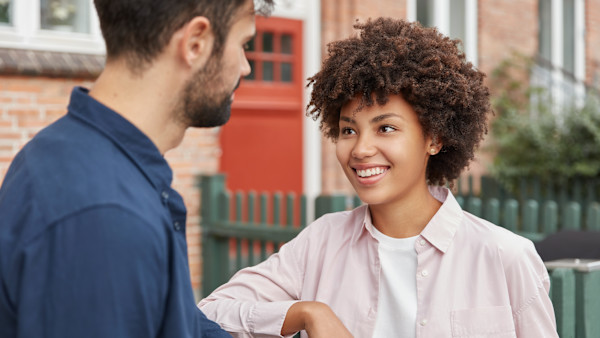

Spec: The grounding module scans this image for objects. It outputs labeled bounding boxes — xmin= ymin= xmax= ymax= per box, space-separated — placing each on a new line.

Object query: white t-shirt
xmin=371 ymin=226 xmax=418 ymax=338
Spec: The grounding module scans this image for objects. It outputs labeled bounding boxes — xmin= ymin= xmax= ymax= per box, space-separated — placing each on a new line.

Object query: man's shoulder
xmin=0 ymin=115 xmax=158 ymax=245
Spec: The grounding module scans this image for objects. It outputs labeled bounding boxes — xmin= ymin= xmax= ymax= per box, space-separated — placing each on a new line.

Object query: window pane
xmin=281 ymin=62 xmax=292 ymax=82
xmin=40 ymin=0 xmax=90 ymax=33
xmin=262 ymin=61 xmax=274 ymax=81
xmin=563 ymin=0 xmax=575 ymax=74
xmin=246 ymin=59 xmax=255 ymax=80
xmin=0 ymin=0 xmax=12 ymax=25
xmin=416 ymin=0 xmax=435 ymax=27
xmin=281 ymin=34 xmax=292 ymax=54
xmin=449 ymin=0 xmax=466 ymax=49
xmin=262 ymin=32 xmax=273 ymax=53
xmin=538 ymin=0 xmax=552 ymax=61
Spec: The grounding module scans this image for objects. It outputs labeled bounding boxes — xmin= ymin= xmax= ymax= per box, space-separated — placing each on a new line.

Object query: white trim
xmin=302 ymin=0 xmax=321 ymax=222
xmin=574 ymin=0 xmax=586 ymax=106
xmin=551 ymin=0 xmax=564 ymax=112
xmin=465 ymin=0 xmax=478 ymax=66
xmin=434 ymin=0 xmax=450 ymax=36
xmin=268 ymin=0 xmax=321 ymax=221
xmin=406 ymin=0 xmax=416 ymax=22
xmin=406 ymin=0 xmax=477 ymax=65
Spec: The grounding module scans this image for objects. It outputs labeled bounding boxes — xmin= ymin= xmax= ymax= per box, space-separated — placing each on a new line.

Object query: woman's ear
xmin=179 ymin=16 xmax=214 ymax=68
xmin=428 ymin=137 xmax=443 ymax=156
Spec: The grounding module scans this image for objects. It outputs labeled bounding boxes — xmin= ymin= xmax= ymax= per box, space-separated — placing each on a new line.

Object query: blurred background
xmin=0 ymin=0 xmax=599 ymax=299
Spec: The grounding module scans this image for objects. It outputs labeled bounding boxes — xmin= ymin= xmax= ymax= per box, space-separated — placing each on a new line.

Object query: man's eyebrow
xmin=371 ymin=113 xmax=404 ymax=123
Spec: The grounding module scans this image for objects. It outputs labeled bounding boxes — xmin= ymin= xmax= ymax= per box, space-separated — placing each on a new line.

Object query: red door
xmin=220 ymin=17 xmax=303 ymax=195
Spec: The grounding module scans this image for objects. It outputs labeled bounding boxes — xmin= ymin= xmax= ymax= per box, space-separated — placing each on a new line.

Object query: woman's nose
xmin=351 ymin=135 xmax=377 ymax=159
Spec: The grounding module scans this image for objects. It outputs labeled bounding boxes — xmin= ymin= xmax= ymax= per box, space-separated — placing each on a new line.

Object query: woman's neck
xmin=368 ymin=185 xmax=442 ymax=238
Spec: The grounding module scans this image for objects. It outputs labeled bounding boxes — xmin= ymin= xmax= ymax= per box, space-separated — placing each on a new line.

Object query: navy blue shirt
xmin=0 ymin=87 xmax=231 ymax=338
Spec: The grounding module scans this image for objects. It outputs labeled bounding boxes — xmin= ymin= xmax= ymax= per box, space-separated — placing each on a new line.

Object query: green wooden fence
xmin=455 ymin=176 xmax=600 ymax=242
xmin=199 ymin=174 xmax=600 ymax=336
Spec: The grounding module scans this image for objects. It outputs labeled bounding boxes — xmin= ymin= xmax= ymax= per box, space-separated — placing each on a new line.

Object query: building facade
xmin=0 ymin=0 xmax=598 ymax=294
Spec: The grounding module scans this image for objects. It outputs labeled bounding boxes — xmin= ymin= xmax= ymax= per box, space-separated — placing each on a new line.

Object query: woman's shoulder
xmin=458 ymin=212 xmax=538 ymax=261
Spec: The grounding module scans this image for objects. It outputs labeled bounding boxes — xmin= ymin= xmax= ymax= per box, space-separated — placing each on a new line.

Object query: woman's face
xmin=336 ymin=94 xmax=437 ymax=207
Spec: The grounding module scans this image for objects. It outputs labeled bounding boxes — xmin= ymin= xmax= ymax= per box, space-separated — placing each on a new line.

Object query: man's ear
xmin=179 ymin=16 xmax=214 ymax=68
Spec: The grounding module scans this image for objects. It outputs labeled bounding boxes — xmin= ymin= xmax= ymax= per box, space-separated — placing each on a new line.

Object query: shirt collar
xmin=420 ymin=186 xmax=463 ymax=253
xmin=67 ymin=86 xmax=173 ymax=191
xmin=353 ymin=186 xmax=463 ymax=253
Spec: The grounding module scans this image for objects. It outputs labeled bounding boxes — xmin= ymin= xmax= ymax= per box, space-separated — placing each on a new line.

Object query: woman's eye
xmin=340 ymin=127 xmax=355 ymax=135
xmin=380 ymin=125 xmax=396 ymax=133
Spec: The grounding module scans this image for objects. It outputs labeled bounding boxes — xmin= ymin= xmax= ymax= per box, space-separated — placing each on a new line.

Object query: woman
xmin=199 ymin=18 xmax=557 ymax=338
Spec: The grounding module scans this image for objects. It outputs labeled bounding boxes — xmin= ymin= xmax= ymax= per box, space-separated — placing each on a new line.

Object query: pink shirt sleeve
xmin=504 ymin=240 xmax=558 ymax=337
xmin=198 ymin=233 xmax=305 ymax=337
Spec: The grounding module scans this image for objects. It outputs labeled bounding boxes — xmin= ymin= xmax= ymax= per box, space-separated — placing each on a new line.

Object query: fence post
xmin=575 ymin=265 xmax=600 ymax=337
xmin=586 ymin=202 xmax=600 ymax=231
xmin=466 ymin=197 xmax=482 ymax=217
xmin=200 ymin=174 xmax=230 ymax=297
xmin=315 ymin=195 xmax=347 ymax=219
xmin=484 ymin=198 xmax=500 ymax=225
xmin=522 ymin=200 xmax=539 ymax=233
xmin=542 ymin=201 xmax=559 ymax=235
xmin=503 ymin=199 xmax=519 ymax=232
xmin=549 ymin=268 xmax=576 ymax=338
xmin=563 ymin=202 xmax=582 ymax=230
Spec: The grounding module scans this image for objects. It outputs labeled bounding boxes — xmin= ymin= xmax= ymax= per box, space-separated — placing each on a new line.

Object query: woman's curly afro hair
xmin=307 ymin=18 xmax=491 ymax=186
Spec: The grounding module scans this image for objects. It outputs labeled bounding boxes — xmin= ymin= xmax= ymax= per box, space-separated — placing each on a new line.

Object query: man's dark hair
xmin=94 ymin=0 xmax=274 ymax=71
xmin=307 ymin=18 xmax=491 ymax=186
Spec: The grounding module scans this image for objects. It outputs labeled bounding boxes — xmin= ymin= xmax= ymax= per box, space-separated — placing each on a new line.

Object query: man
xmin=0 ymin=0 xmax=273 ymax=337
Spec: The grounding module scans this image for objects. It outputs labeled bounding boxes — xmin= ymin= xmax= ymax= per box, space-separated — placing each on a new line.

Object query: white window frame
xmin=0 ymin=0 xmax=104 ymax=55
xmin=407 ymin=0 xmax=478 ymax=66
xmin=534 ymin=0 xmax=585 ymax=111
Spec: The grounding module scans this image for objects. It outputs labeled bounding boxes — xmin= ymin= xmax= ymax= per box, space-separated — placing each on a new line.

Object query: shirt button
xmin=419 ymin=239 xmax=426 ymax=246
xmin=420 ymin=319 xmax=428 ymax=326
xmin=161 ymin=191 xmax=169 ymax=200
xmin=421 ymin=270 xmax=429 ymax=277
xmin=174 ymin=221 xmax=181 ymax=231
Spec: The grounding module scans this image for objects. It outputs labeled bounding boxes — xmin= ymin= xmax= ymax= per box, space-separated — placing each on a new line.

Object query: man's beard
xmin=177 ymin=56 xmax=237 ymax=128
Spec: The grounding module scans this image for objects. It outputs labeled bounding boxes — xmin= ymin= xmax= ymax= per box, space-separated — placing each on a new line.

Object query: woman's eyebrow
xmin=340 ymin=116 xmax=355 ymax=123
xmin=371 ymin=113 xmax=403 ymax=123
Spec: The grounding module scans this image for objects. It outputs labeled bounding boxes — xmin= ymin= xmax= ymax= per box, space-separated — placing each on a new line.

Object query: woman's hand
xmin=281 ymin=301 xmax=353 ymax=337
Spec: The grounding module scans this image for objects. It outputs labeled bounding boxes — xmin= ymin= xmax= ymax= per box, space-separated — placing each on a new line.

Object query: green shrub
xmin=489 ymin=55 xmax=600 ymax=191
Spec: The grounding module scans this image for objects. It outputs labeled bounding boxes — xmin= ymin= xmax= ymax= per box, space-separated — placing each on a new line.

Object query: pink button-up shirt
xmin=199 ymin=187 xmax=557 ymax=337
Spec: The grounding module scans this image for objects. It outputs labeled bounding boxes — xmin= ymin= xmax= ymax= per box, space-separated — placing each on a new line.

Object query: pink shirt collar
xmin=356 ymin=186 xmax=464 ymax=253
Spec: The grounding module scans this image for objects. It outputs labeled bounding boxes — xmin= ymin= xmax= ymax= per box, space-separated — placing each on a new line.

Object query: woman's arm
xmin=282 ymin=302 xmax=352 ymax=337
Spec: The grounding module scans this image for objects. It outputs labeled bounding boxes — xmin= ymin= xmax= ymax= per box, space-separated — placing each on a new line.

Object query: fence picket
xmin=484 ymin=198 xmax=500 ymax=225
xmin=542 ymin=201 xmax=559 ymax=234
xmin=286 ymin=193 xmax=295 ymax=227
xmin=522 ymin=200 xmax=539 ymax=233
xmin=587 ymin=202 xmax=600 ymax=231
xmin=563 ymin=202 xmax=582 ymax=230
xmin=503 ymin=199 xmax=519 ymax=232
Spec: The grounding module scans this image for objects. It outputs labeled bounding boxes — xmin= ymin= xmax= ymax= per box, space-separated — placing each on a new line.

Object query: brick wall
xmin=588 ymin=0 xmax=600 ymax=88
